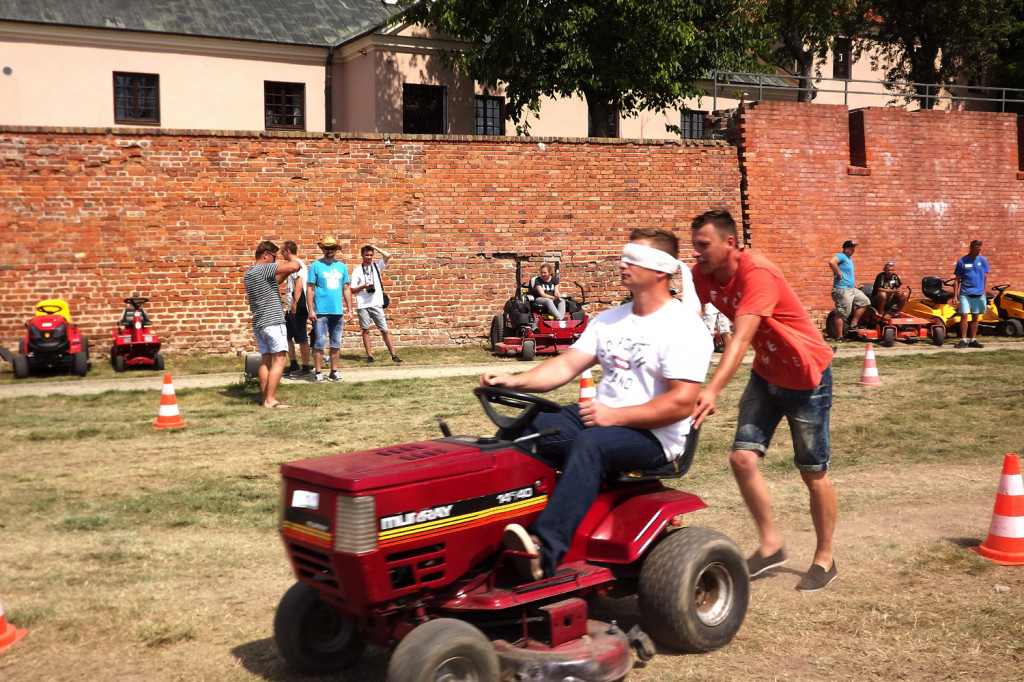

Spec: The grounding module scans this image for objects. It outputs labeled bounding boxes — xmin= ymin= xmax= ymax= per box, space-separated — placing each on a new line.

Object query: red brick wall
xmin=737 ymin=101 xmax=1024 ymax=320
xmin=0 ymin=129 xmax=740 ymax=355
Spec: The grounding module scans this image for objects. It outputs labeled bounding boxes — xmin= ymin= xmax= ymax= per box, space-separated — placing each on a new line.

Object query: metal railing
xmin=709 ymin=71 xmax=1024 ymax=112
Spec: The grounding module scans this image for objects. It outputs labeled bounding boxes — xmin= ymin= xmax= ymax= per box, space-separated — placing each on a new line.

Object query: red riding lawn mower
xmin=9 ymin=299 xmax=90 ymax=379
xmin=826 ymin=283 xmax=945 ymax=347
xmin=275 ymin=386 xmax=749 ymax=681
xmin=110 ymin=297 xmax=165 ymax=372
xmin=491 ymin=261 xmax=588 ymax=361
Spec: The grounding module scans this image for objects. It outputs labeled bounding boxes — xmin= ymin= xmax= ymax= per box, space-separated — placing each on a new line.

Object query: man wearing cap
xmin=953 ymin=239 xmax=990 ymax=349
xmin=871 ymin=261 xmax=908 ymax=315
xmin=828 ymin=239 xmax=870 ymax=342
xmin=306 ymin=236 xmax=354 ymax=382
xmin=690 ymin=209 xmax=838 ymax=592
xmin=244 ymin=240 xmax=300 ymax=408
xmin=483 ymin=227 xmax=712 ymax=582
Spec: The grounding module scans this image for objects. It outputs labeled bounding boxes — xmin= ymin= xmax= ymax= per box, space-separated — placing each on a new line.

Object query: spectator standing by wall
xmin=828 ymin=240 xmax=869 ymax=342
xmin=953 ymin=239 xmax=990 ymax=349
xmin=351 ymin=244 xmax=402 ymax=363
xmin=306 ymin=236 xmax=353 ymax=382
xmin=281 ymin=241 xmax=311 ymax=376
xmin=244 ymin=240 xmax=299 ymax=408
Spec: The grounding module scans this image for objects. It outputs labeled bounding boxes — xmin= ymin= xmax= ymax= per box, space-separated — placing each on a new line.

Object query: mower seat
xmin=612 ymin=424 xmax=700 ymax=484
xmin=119 ymin=307 xmax=152 ymax=328
xmin=921 ymin=277 xmax=954 ymax=304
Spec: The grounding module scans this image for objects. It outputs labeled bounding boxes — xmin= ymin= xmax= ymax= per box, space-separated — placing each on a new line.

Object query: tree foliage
xmin=396 ymin=0 xmax=771 ymax=136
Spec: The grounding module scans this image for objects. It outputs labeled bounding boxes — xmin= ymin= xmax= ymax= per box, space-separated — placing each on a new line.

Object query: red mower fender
xmin=584 ymin=489 xmax=708 ymax=564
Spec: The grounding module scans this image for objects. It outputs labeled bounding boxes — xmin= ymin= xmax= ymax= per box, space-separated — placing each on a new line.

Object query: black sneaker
xmin=366 ymin=356 xmax=375 ymax=363
xmin=834 ymin=338 xmax=847 ymax=344
xmin=796 ymin=561 xmax=838 ymax=592
xmin=954 ymin=340 xmax=969 ymax=349
xmin=502 ymin=524 xmax=542 ymax=581
xmin=747 ymin=547 xmax=788 ymax=577
xmin=848 ymin=325 xmax=863 ymax=331
xmin=392 ymin=355 xmax=403 ymax=363
xmin=968 ymin=340 xmax=984 ymax=349
xmin=328 ymin=371 xmax=345 ymax=383
xmin=287 ymin=361 xmax=300 ymax=374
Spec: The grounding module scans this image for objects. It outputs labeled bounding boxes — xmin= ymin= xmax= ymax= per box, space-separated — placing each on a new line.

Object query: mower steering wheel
xmin=473 ymin=386 xmax=562 ymax=435
xmin=36 ymin=304 xmax=64 ymax=315
xmin=992 ymin=283 xmax=1010 ymax=293
xmin=124 ymin=297 xmax=149 ymax=308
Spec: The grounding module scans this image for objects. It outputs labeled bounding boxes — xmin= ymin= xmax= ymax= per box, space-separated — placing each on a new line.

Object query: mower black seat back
xmin=922 ymin=276 xmax=954 ymax=304
xmin=612 ymin=424 xmax=700 ymax=484
xmin=28 ymin=319 xmax=68 ymax=354
xmin=119 ymin=307 xmax=152 ymax=328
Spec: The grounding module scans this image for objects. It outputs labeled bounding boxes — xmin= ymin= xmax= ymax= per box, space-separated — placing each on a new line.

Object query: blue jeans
xmin=503 ymin=404 xmax=666 ymax=576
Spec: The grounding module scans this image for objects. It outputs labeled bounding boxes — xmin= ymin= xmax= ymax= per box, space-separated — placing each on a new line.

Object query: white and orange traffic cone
xmin=0 ymin=595 xmax=28 ymax=655
xmin=579 ymin=369 xmax=596 ymax=404
xmin=856 ymin=343 xmax=882 ymax=387
xmin=971 ymin=453 xmax=1024 ymax=566
xmin=153 ymin=373 xmax=186 ymax=429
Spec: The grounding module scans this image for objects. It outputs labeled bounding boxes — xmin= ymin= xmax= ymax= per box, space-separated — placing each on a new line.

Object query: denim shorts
xmin=733 ymin=366 xmax=833 ymax=472
xmin=313 ymin=315 xmax=344 ymax=350
xmin=357 ymin=306 xmax=388 ymax=332
xmin=958 ymin=294 xmax=986 ymax=315
xmin=254 ymin=323 xmax=288 ymax=354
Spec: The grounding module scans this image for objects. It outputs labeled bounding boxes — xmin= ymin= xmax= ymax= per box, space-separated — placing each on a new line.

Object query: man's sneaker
xmin=502 ymin=524 xmax=543 ymax=582
xmin=796 ymin=561 xmax=838 ymax=592
xmin=747 ymin=547 xmax=788 ymax=578
xmin=968 ymin=340 xmax=984 ymax=349
xmin=954 ymin=340 xmax=969 ymax=349
xmin=366 ymin=356 xmax=375 ymax=363
xmin=328 ymin=371 xmax=345 ymax=383
xmin=848 ymin=325 xmax=863 ymax=331
xmin=834 ymin=337 xmax=846 ymax=344
xmin=287 ymin=361 xmax=300 ymax=374
xmin=298 ymin=366 xmax=313 ymax=376
xmin=392 ymin=355 xmax=403 ymax=363
xmin=314 ymin=372 xmax=326 ymax=382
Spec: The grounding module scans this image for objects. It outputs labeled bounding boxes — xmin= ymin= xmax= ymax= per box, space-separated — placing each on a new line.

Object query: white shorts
xmin=254 ymin=323 xmax=288 ymax=354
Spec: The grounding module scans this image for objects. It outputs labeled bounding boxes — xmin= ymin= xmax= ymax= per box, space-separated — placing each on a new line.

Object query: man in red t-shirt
xmin=690 ymin=209 xmax=838 ymax=592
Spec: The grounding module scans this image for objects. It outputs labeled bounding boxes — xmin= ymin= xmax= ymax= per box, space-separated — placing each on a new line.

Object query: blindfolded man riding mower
xmin=111 ymin=297 xmax=165 ymax=371
xmin=274 ymin=386 xmax=749 ymax=681
xmin=491 ymin=261 xmax=588 ymax=361
xmin=9 ymin=299 xmax=90 ymax=379
xmin=827 ymin=283 xmax=945 ymax=347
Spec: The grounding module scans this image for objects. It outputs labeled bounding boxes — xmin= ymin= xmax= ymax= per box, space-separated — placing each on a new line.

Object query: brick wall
xmin=0 ymin=129 xmax=740 ymax=355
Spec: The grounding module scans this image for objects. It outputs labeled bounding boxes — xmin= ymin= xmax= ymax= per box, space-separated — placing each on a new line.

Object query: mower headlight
xmin=334 ymin=495 xmax=377 ymax=554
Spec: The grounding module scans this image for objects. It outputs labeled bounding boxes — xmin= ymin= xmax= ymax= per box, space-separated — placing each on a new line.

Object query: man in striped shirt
xmin=244 ymin=240 xmax=299 ymax=408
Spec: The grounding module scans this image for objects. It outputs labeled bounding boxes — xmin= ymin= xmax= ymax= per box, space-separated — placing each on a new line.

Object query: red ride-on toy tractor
xmin=491 ymin=261 xmax=588 ymax=361
xmin=111 ymin=297 xmax=164 ymax=372
xmin=826 ymin=283 xmax=945 ymax=347
xmin=10 ymin=299 xmax=90 ymax=379
xmin=274 ymin=386 xmax=749 ymax=681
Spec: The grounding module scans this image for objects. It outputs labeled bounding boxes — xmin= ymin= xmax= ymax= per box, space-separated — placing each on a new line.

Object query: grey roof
xmin=0 ymin=0 xmax=401 ymax=47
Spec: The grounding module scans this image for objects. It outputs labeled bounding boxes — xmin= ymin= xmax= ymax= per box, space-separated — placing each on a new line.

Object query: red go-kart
xmin=491 ymin=261 xmax=588 ymax=361
xmin=111 ymin=297 xmax=164 ymax=372
xmin=274 ymin=386 xmax=749 ymax=681
xmin=10 ymin=299 xmax=89 ymax=379
xmin=826 ymin=283 xmax=945 ymax=347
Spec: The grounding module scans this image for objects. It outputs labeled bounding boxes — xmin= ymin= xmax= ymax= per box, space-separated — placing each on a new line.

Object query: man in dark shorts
xmin=690 ymin=209 xmax=838 ymax=592
xmin=281 ymin=241 xmax=311 ymax=376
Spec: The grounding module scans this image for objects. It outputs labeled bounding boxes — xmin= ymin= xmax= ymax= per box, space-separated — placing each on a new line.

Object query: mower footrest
xmin=538 ymin=598 xmax=588 ymax=647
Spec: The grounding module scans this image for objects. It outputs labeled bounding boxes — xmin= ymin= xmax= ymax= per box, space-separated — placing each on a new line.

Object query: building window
xmin=833 ymin=39 xmax=853 ymax=80
xmin=113 ymin=72 xmax=159 ymax=125
xmin=475 ymin=95 xmax=505 ymax=135
xmin=404 ymin=84 xmax=447 ymax=134
xmin=680 ymin=111 xmax=706 ymax=139
xmin=265 ymin=81 xmax=305 ymax=130
xmin=588 ymin=110 xmax=619 ymax=138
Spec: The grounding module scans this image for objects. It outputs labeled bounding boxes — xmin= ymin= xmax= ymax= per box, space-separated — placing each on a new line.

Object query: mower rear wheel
xmin=521 ymin=339 xmax=536 ymax=362
xmin=881 ymin=327 xmax=896 ymax=347
xmin=931 ymin=325 xmax=946 ymax=346
xmin=638 ymin=527 xmax=749 ymax=653
xmin=387 ymin=618 xmax=499 ymax=682
xmin=998 ymin=319 xmax=1023 ymax=337
xmin=73 ymin=350 xmax=89 ymax=377
xmin=824 ymin=311 xmax=847 ymax=340
xmin=12 ymin=354 xmax=29 ymax=380
xmin=489 ymin=315 xmax=504 ymax=349
xmin=113 ymin=355 xmax=126 ymax=373
xmin=155 ymin=354 xmax=165 ymax=371
xmin=274 ymin=581 xmax=365 ymax=674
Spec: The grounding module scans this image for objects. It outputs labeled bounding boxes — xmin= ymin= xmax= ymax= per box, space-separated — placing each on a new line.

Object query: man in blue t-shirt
xmin=828 ymin=240 xmax=869 ymax=342
xmin=306 ymin=236 xmax=353 ymax=382
xmin=953 ymin=239 xmax=990 ymax=349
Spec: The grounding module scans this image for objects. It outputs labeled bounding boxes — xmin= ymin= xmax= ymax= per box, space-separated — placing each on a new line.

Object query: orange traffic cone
xmin=579 ymin=369 xmax=596 ymax=403
xmin=971 ymin=453 xmax=1024 ymax=566
xmin=153 ymin=373 xmax=186 ymax=429
xmin=856 ymin=343 xmax=882 ymax=387
xmin=0 ymin=595 xmax=29 ymax=655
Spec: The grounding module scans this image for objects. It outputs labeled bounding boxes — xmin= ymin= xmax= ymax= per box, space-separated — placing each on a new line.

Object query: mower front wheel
xmin=881 ymin=327 xmax=896 ymax=347
xmin=521 ymin=338 xmax=536 ymax=362
xmin=931 ymin=325 xmax=946 ymax=346
xmin=12 ymin=354 xmax=29 ymax=380
xmin=155 ymin=354 xmax=165 ymax=371
xmin=387 ymin=618 xmax=499 ymax=682
xmin=73 ymin=350 xmax=89 ymax=377
xmin=113 ymin=354 xmax=126 ymax=372
xmin=638 ymin=527 xmax=749 ymax=653
xmin=273 ymin=581 xmax=365 ymax=675
xmin=489 ymin=315 xmax=504 ymax=350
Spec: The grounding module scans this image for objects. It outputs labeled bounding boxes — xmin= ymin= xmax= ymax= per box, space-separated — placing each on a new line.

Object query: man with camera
xmin=351 ymin=244 xmax=402 ymax=363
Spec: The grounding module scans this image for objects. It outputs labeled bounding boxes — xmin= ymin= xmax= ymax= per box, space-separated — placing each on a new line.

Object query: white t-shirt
xmin=570 ymin=298 xmax=712 ymax=461
xmin=352 ymin=258 xmax=387 ymax=309
xmin=284 ymin=258 xmax=307 ymax=310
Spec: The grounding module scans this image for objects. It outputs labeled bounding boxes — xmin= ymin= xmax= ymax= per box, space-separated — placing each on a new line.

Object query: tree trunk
xmin=583 ymin=90 xmax=617 ymax=138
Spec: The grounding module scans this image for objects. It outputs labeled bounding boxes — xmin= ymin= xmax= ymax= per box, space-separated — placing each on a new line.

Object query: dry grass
xmin=1 ymin=350 xmax=1023 ymax=680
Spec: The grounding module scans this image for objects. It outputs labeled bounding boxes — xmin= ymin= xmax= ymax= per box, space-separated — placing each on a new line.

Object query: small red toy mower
xmin=10 ymin=299 xmax=89 ymax=379
xmin=110 ymin=297 xmax=164 ymax=372
xmin=491 ymin=261 xmax=588 ymax=361
xmin=274 ymin=386 xmax=749 ymax=681
xmin=827 ymin=283 xmax=945 ymax=347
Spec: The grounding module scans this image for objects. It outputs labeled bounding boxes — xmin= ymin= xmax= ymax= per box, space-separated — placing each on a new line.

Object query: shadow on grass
xmin=232 ymin=636 xmax=389 ymax=682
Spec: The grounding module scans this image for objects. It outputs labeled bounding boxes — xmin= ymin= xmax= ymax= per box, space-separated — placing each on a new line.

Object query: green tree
xmin=863 ymin=0 xmax=1011 ymax=109
xmin=764 ymin=0 xmax=861 ymax=103
xmin=989 ymin=0 xmax=1024 ymax=110
xmin=396 ymin=0 xmax=771 ymax=136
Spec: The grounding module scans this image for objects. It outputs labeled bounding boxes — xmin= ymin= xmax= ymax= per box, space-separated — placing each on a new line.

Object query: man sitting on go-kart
xmin=871 ymin=261 xmax=909 ymax=315
xmin=480 ymin=228 xmax=713 ymax=580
